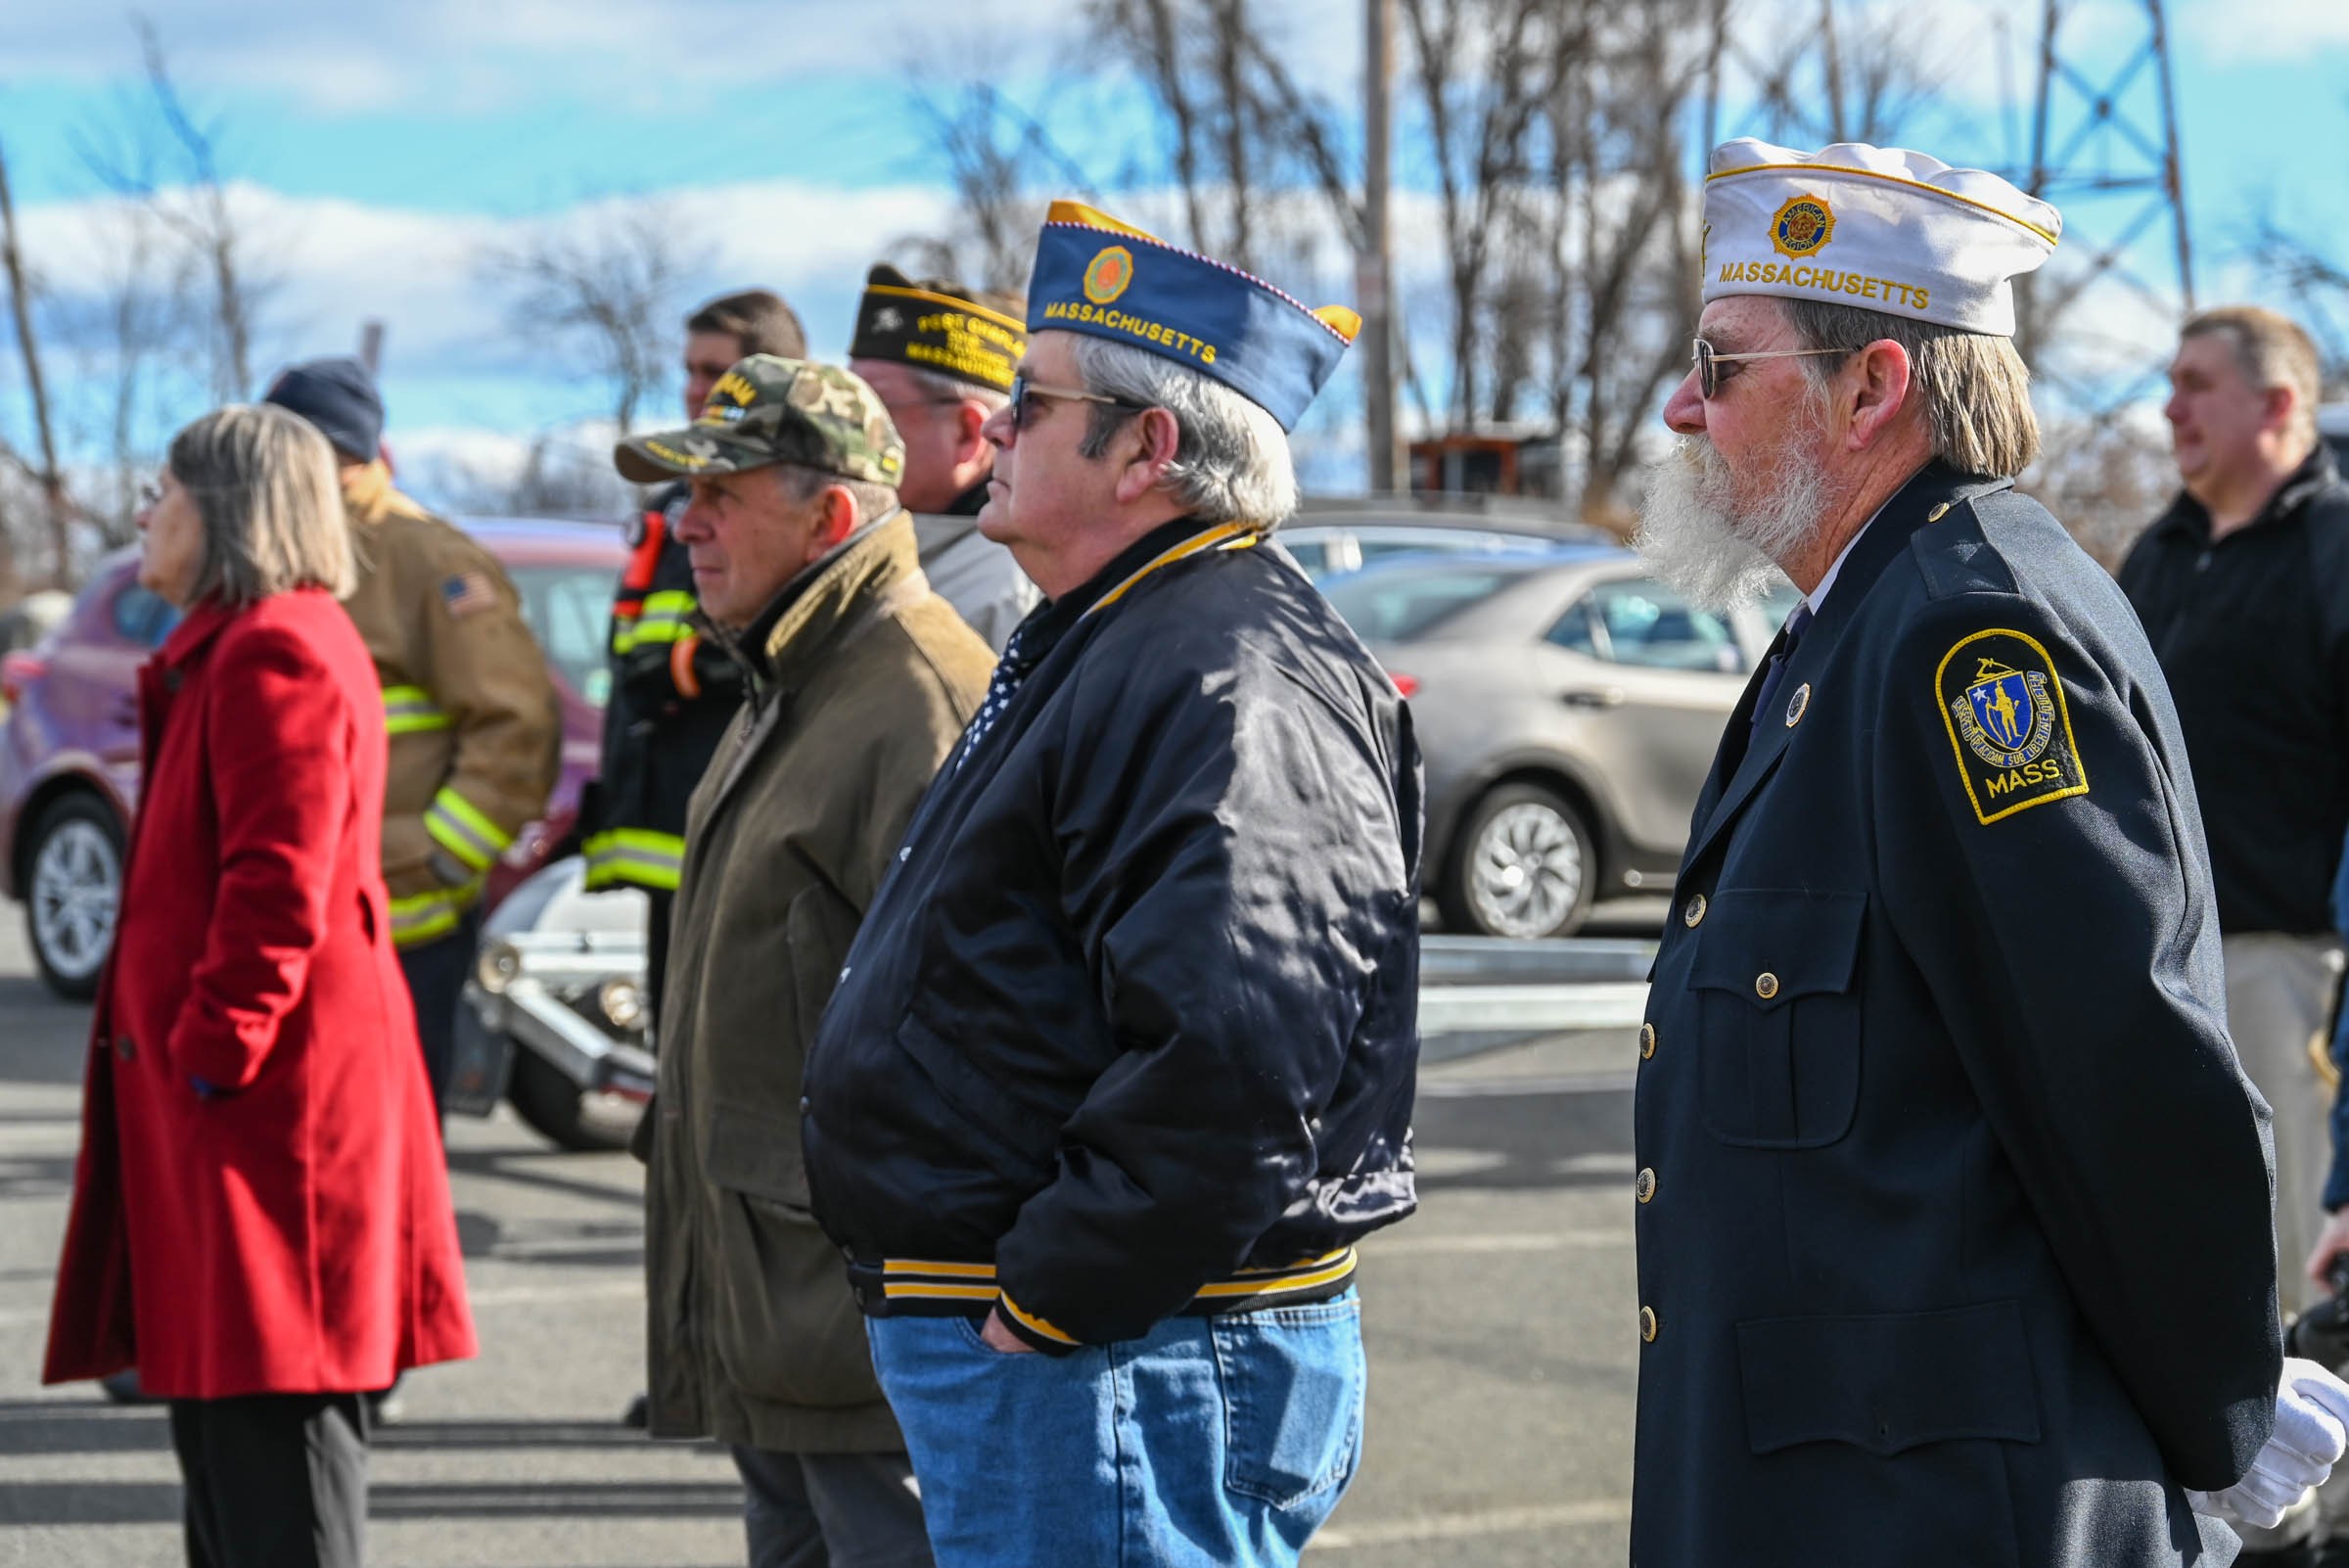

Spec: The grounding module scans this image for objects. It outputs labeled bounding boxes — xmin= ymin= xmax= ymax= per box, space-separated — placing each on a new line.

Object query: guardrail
xmin=466 ymin=928 xmax=1653 ymax=1083
xmin=1418 ymin=935 xmax=1652 ymax=1038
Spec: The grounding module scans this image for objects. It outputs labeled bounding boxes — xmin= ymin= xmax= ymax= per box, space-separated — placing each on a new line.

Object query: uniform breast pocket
xmin=1691 ymin=889 xmax=1865 ymax=1149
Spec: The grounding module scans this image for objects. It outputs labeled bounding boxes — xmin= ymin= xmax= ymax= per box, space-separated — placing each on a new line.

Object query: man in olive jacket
xmin=613 ymin=355 xmax=993 ymax=1566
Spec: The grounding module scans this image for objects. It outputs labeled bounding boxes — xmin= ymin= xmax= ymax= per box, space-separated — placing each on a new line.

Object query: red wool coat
xmin=44 ymin=588 xmax=476 ymax=1399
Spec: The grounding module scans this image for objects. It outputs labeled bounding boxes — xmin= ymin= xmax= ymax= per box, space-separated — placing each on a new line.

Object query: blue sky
xmin=2 ymin=0 xmax=2345 ymax=507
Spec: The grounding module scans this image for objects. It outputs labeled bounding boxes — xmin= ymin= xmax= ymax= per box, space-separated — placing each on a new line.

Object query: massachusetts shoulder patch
xmin=1934 ymin=627 xmax=2089 ymax=824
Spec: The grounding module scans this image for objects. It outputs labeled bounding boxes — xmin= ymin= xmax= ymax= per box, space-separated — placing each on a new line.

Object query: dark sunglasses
xmin=1007 ymin=372 xmax=1152 ymax=433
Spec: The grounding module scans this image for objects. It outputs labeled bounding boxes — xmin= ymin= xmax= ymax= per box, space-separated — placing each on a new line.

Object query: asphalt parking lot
xmin=0 ymin=910 xmax=1646 ymax=1568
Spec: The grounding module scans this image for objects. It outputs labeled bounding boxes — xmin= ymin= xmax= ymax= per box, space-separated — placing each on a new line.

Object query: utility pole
xmin=357 ymin=319 xmax=386 ymax=377
xmin=1361 ymin=0 xmax=1404 ymax=494
xmin=2016 ymin=0 xmax=2192 ymax=396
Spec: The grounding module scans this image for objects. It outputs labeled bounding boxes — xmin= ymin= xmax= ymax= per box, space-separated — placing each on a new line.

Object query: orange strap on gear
xmin=669 ymin=630 xmax=703 ymax=699
xmin=616 ymin=511 xmax=667 ymax=617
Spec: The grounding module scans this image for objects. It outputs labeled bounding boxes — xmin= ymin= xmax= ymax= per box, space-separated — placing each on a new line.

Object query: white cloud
xmin=8 ymin=0 xmax=1120 ymax=113
xmin=2182 ymin=0 xmax=2349 ymax=62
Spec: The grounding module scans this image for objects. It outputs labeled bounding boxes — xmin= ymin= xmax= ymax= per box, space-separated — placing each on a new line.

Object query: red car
xmin=0 ymin=517 xmax=624 ymax=998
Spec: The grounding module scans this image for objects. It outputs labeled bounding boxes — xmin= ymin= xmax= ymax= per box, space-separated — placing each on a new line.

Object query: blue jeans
xmin=865 ymin=1290 xmax=1365 ymax=1568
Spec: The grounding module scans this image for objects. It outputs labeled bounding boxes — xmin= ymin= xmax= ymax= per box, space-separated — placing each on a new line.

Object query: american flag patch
xmin=441 ymin=573 xmax=497 ymax=618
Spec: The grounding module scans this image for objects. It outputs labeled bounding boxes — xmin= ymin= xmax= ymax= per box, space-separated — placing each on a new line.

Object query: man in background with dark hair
xmin=581 ymin=289 xmax=807 ymax=1018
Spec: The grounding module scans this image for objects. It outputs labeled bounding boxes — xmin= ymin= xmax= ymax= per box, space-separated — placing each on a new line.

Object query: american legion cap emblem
xmin=1771 ymin=194 xmax=1836 ymax=259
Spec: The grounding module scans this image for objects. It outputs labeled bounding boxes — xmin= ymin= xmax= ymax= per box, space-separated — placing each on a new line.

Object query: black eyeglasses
xmin=1690 ymin=338 xmax=1850 ymax=399
xmin=1006 ymin=372 xmax=1152 ymax=433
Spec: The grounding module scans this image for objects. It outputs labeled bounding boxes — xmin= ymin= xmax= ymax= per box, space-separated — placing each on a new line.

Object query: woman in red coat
xmin=44 ymin=403 xmax=476 ymax=1568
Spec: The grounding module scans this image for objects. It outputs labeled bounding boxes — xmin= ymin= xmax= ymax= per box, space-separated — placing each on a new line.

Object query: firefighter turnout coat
xmin=338 ymin=464 xmax=560 ymax=948
xmin=580 ymin=484 xmax=744 ymax=895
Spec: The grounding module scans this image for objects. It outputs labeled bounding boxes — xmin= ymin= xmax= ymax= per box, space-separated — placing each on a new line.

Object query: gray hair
xmin=1784 ymin=300 xmax=2042 ymax=478
xmin=2182 ymin=305 xmax=2322 ymax=451
xmin=1069 ymin=336 xmax=1298 ymax=529
xmin=167 ymin=404 xmax=355 ymax=606
xmin=901 ymin=363 xmax=1009 ymax=415
xmin=774 ymin=463 xmax=900 ymax=528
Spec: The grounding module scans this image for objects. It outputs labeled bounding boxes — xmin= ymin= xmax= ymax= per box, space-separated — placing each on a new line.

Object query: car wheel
xmin=1441 ymin=783 xmax=1597 ymax=940
xmin=506 ymin=1047 xmax=644 ymax=1154
xmin=24 ymin=793 xmax=123 ymax=999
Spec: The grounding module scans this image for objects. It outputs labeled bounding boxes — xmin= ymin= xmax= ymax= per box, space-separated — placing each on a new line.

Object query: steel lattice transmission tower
xmin=2014 ymin=0 xmax=2193 ymax=395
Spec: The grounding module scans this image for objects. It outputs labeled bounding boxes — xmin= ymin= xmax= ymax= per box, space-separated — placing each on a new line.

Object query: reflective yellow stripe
xmin=381 ymin=682 xmax=449 ymax=736
xmin=580 ymin=829 xmax=685 ymax=893
xmin=424 ymin=787 xmax=513 ymax=873
xmin=611 ymin=591 xmax=698 ymax=655
xmin=389 ymin=883 xmax=480 ymax=948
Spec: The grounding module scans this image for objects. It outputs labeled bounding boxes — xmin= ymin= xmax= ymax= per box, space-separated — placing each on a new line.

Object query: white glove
xmin=2188 ymin=1358 xmax=2349 ymax=1529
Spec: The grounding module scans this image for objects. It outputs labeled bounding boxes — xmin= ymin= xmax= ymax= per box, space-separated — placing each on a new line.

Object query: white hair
xmin=1068 ymin=336 xmax=1299 ymax=529
xmin=1634 ymin=402 xmax=1833 ymax=612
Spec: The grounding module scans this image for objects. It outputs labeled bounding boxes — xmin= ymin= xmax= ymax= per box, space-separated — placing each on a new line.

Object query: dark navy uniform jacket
xmin=1631 ymin=463 xmax=2280 ymax=1567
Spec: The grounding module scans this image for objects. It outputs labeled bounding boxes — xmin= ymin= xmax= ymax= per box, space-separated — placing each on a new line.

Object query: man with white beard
xmin=1624 ymin=137 xmax=2349 ymax=1567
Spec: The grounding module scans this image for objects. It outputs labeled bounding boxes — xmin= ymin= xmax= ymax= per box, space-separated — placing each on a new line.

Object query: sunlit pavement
xmin=0 ymin=908 xmax=1647 ymax=1567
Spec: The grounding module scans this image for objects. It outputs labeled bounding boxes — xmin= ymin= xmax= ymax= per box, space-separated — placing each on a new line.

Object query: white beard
xmin=1634 ymin=431 xmax=1833 ymax=612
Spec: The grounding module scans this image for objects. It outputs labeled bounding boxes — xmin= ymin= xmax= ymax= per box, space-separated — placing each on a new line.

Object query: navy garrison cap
xmin=262 ymin=356 xmax=384 ymax=463
xmin=1026 ymin=200 xmax=1359 ymax=432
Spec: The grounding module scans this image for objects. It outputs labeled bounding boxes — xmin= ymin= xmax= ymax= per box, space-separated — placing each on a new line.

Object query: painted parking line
xmin=0 ymin=1278 xmax=647 ymax=1328
xmin=1312 ymin=1498 xmax=1631 ymax=1549
xmin=1368 ymin=1229 xmax=1629 ymax=1256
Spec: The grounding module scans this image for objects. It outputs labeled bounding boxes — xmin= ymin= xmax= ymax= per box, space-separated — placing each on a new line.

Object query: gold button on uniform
xmin=1638 ymin=1022 xmax=1656 ymax=1060
xmin=1784 ymin=682 xmax=1811 ymax=726
xmin=1639 ymin=1305 xmax=1659 ymax=1343
xmin=1755 ymin=972 xmax=1779 ymax=1000
xmin=1682 ymin=894 xmax=1707 ymax=928
xmin=1635 ymin=1167 xmax=1656 ymax=1203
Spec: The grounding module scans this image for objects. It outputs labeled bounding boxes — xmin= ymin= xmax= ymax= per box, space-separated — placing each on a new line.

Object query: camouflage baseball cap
xmin=612 ymin=355 xmax=905 ymax=487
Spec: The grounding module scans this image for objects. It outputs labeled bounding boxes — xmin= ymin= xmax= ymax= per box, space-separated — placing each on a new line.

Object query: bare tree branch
xmin=480 ymin=198 xmax=696 ymax=437
xmin=75 ymin=14 xmax=275 ymax=403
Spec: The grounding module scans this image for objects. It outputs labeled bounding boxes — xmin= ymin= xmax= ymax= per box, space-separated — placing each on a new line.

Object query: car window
xmin=1588 ymin=578 xmax=1746 ymax=672
xmin=1545 ymin=599 xmax=1599 ymax=655
xmin=1281 ymin=535 xmax=1336 ymax=576
xmin=1322 ymin=564 xmax=1525 ymax=642
xmin=505 ymin=564 xmax=614 ymax=707
xmin=1356 ymin=533 xmax=1453 ymax=564
xmin=111 ymin=582 xmax=181 ymax=649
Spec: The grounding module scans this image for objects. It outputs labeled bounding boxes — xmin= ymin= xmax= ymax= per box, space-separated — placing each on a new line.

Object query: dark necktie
xmin=1749 ymin=603 xmax=1814 ymax=740
xmin=951 ymin=622 xmax=1038 ymax=775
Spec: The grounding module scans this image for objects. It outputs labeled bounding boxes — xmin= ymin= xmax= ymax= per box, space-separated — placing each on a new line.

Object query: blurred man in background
xmin=848 ymin=263 xmax=1036 ymax=650
xmin=265 ymin=356 xmax=559 ymax=1120
xmin=2124 ymin=306 xmax=2349 ymax=1565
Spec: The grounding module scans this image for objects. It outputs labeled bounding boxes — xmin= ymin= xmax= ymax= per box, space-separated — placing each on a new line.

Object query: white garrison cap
xmin=1701 ymin=139 xmax=2060 ymax=336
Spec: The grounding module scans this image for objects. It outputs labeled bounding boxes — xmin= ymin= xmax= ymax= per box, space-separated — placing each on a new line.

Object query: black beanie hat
xmin=262 ymin=356 xmax=384 ymax=463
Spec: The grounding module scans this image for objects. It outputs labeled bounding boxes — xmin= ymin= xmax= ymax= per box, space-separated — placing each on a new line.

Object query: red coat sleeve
xmin=165 ymin=622 xmax=358 ymax=1091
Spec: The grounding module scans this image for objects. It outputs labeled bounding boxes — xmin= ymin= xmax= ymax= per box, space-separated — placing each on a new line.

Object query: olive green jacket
xmin=641 ymin=512 xmax=992 ymax=1452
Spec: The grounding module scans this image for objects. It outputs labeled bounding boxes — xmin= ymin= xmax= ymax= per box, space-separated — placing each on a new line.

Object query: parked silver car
xmin=1322 ymin=547 xmax=1797 ymax=939
xmin=1279 ymin=497 xmax=1606 ymax=580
